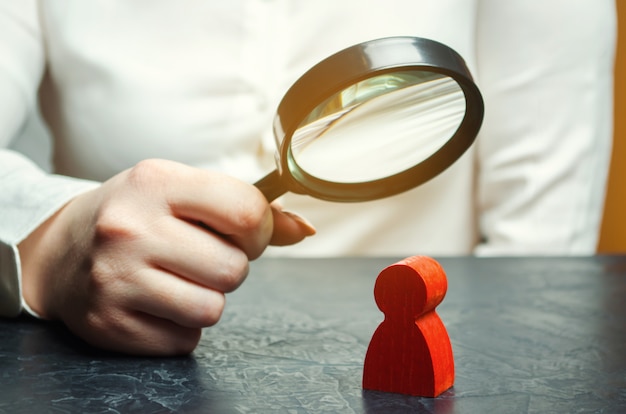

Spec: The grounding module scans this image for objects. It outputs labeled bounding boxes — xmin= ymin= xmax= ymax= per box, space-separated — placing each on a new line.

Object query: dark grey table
xmin=1 ymin=257 xmax=625 ymax=413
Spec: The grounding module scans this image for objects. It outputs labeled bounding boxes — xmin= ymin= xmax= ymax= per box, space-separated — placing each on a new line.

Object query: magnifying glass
xmin=255 ymin=36 xmax=484 ymax=202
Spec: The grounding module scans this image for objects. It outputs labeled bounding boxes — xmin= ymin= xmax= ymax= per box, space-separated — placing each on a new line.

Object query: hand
xmin=19 ymin=159 xmax=315 ymax=355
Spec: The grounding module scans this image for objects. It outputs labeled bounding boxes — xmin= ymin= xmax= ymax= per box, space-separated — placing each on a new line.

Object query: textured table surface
xmin=1 ymin=256 xmax=625 ymax=413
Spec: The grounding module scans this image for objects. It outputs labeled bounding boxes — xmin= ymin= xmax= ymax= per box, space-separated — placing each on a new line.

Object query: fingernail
xmin=282 ymin=210 xmax=317 ymax=236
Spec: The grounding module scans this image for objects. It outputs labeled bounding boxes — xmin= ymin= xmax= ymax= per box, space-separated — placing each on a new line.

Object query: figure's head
xmin=374 ymin=256 xmax=448 ymax=319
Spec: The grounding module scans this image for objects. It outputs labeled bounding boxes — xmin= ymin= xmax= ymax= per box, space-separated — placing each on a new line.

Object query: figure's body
xmin=363 ymin=256 xmax=454 ymax=397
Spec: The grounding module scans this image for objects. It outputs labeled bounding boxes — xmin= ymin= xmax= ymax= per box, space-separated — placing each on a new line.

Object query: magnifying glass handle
xmin=254 ymin=170 xmax=288 ymax=202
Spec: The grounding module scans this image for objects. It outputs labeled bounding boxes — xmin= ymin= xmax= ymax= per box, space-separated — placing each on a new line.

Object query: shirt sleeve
xmin=474 ymin=0 xmax=616 ymax=255
xmin=0 ymin=1 xmax=99 ymax=317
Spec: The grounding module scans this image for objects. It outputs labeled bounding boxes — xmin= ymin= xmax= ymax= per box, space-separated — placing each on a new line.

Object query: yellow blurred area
xmin=599 ymin=1 xmax=626 ymax=253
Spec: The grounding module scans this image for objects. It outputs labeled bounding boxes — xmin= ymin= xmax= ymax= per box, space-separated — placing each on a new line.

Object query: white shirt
xmin=0 ymin=0 xmax=617 ymax=316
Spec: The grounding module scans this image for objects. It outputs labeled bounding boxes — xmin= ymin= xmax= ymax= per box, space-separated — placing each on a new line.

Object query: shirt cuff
xmin=0 ymin=240 xmax=21 ymax=317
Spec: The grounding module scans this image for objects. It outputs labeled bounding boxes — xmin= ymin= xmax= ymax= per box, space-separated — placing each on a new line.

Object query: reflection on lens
xmin=291 ymin=72 xmax=466 ymax=183
xmin=300 ymin=72 xmax=439 ymax=125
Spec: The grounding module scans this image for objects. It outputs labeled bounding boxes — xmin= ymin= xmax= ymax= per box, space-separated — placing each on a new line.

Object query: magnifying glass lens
xmin=254 ymin=36 xmax=483 ymax=203
xmin=291 ymin=72 xmax=465 ymax=183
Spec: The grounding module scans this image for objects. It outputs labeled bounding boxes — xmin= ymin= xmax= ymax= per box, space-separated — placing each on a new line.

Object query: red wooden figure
xmin=362 ymin=255 xmax=454 ymax=397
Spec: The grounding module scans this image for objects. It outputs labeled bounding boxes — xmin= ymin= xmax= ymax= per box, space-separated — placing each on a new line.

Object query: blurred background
xmin=10 ymin=3 xmax=626 ymax=253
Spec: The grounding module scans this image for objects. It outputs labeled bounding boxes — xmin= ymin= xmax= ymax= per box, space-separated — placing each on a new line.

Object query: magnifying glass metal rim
xmin=256 ymin=36 xmax=484 ymax=202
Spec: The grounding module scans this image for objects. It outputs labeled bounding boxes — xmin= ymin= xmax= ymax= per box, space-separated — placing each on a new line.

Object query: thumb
xmin=269 ymin=207 xmax=316 ymax=246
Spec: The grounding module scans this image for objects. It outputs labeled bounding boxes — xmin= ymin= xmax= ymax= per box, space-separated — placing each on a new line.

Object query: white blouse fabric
xmin=0 ymin=0 xmax=617 ymax=316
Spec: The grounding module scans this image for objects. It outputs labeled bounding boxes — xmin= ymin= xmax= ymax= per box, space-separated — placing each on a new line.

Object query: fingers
xmin=131 ymin=160 xmax=316 ymax=255
xmin=74 ymin=310 xmax=204 ymax=356
xmin=146 ymin=215 xmax=250 ymax=293
xmin=149 ymin=160 xmax=274 ymax=259
xmin=127 ymin=267 xmax=227 ymax=329
xmin=119 ymin=314 xmax=203 ymax=356
xmin=63 ymin=266 xmax=229 ymax=355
